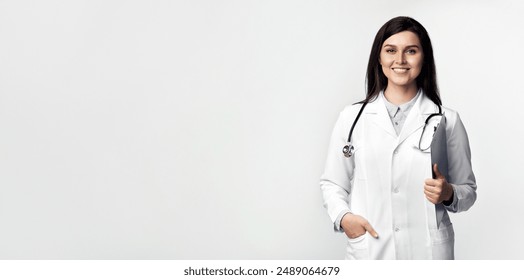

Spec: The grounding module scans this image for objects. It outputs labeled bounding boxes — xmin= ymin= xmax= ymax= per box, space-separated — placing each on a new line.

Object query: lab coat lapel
xmin=397 ymin=97 xmax=423 ymax=146
xmin=366 ymin=94 xmax=397 ymax=139
xmin=397 ymin=93 xmax=437 ymax=146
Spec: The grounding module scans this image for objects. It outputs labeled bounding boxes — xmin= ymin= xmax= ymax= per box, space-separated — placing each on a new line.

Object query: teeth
xmin=393 ymin=68 xmax=408 ymax=73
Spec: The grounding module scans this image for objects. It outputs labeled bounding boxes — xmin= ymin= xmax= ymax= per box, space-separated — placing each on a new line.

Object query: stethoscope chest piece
xmin=342 ymin=102 xmax=368 ymax=158
xmin=342 ymin=143 xmax=354 ymax=158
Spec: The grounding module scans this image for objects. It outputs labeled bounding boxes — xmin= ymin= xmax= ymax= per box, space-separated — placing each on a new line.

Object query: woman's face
xmin=379 ymin=31 xmax=423 ymax=89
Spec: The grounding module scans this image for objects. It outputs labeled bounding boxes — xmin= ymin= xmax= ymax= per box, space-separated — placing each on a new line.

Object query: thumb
xmin=363 ymin=222 xmax=379 ymax=239
xmin=433 ymin=163 xmax=445 ymax=179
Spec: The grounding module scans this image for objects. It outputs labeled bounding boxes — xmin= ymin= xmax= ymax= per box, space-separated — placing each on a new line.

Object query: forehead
xmin=382 ymin=31 xmax=421 ymax=47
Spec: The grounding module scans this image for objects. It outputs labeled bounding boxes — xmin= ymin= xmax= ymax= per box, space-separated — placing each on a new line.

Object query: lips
xmin=392 ymin=68 xmax=410 ymax=73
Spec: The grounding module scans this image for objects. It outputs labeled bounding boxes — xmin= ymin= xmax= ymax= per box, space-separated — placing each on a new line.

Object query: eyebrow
xmin=383 ymin=44 xmax=420 ymax=49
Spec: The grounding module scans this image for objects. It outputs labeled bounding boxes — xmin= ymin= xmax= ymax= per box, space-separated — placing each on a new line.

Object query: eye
xmin=385 ymin=49 xmax=396 ymax=53
xmin=406 ymin=49 xmax=417 ymax=54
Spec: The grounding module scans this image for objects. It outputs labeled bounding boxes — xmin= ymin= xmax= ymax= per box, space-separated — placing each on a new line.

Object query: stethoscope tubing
xmin=342 ymin=102 xmax=368 ymax=157
xmin=342 ymin=101 xmax=442 ymax=158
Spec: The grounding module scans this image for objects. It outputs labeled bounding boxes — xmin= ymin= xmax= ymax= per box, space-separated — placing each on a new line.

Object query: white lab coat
xmin=320 ymin=92 xmax=477 ymax=260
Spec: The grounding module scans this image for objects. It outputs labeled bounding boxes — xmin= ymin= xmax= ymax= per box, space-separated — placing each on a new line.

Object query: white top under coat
xmin=383 ymin=90 xmax=421 ymax=135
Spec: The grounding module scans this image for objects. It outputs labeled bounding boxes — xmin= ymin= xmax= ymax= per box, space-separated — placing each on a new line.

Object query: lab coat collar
xmin=365 ymin=90 xmax=440 ymax=146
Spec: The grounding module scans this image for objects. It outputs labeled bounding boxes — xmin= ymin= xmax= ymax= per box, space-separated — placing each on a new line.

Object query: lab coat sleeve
xmin=320 ymin=107 xmax=357 ymax=232
xmin=444 ymin=112 xmax=477 ymax=213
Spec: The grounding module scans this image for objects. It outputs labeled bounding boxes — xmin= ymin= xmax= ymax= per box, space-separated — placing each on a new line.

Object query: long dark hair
xmin=363 ymin=16 xmax=441 ymax=106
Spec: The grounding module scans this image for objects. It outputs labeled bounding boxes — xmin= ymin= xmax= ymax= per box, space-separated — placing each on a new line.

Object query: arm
xmin=320 ymin=108 xmax=355 ymax=232
xmin=444 ymin=112 xmax=477 ymax=212
xmin=320 ymin=107 xmax=380 ymax=238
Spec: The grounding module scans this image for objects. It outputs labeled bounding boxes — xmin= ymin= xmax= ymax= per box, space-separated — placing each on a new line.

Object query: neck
xmin=384 ymin=83 xmax=418 ymax=105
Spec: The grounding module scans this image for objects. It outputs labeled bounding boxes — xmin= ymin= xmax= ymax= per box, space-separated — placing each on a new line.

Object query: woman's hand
xmin=424 ymin=163 xmax=454 ymax=204
xmin=341 ymin=213 xmax=379 ymax=239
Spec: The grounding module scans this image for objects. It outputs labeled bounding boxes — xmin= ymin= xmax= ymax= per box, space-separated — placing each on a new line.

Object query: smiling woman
xmin=380 ymin=31 xmax=423 ymax=103
xmin=320 ymin=16 xmax=477 ymax=260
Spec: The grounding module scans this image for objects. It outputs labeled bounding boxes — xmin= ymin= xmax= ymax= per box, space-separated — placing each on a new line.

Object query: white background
xmin=0 ymin=0 xmax=523 ymax=259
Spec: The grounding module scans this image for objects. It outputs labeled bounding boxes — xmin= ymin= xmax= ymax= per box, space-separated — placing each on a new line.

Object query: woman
xmin=320 ymin=16 xmax=477 ymax=260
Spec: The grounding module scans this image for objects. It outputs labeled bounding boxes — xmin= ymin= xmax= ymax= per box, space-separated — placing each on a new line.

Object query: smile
xmin=392 ymin=68 xmax=410 ymax=73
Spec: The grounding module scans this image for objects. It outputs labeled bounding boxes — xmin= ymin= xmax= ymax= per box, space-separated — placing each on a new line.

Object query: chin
xmin=390 ymin=80 xmax=413 ymax=87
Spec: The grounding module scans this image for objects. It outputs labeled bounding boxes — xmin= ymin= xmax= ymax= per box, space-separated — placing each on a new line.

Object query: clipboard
xmin=430 ymin=114 xmax=448 ymax=181
xmin=428 ymin=113 xmax=448 ymax=231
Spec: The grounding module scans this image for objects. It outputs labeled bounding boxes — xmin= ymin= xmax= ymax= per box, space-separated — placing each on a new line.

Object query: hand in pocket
xmin=341 ymin=213 xmax=379 ymax=239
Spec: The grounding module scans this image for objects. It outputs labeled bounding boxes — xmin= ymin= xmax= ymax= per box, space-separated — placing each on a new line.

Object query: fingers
xmin=425 ymin=181 xmax=453 ymax=204
xmin=343 ymin=214 xmax=380 ymax=239
xmin=424 ymin=183 xmax=440 ymax=194
xmin=363 ymin=221 xmax=379 ymax=239
xmin=424 ymin=188 xmax=439 ymax=204
xmin=433 ymin=163 xmax=444 ymax=179
xmin=424 ymin=178 xmax=438 ymax=186
xmin=425 ymin=182 xmax=442 ymax=196
xmin=426 ymin=164 xmax=451 ymax=204
xmin=342 ymin=214 xmax=366 ymax=239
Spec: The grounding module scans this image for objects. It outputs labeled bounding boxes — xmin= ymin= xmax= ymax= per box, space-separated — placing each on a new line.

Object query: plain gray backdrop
xmin=1 ymin=0 xmax=523 ymax=259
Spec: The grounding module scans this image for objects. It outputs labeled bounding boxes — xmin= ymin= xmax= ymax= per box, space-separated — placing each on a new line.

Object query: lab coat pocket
xmin=345 ymin=234 xmax=369 ymax=260
xmin=430 ymin=222 xmax=455 ymax=260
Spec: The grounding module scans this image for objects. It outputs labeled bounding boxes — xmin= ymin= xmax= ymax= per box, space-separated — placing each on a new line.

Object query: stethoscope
xmin=342 ymin=102 xmax=443 ymax=157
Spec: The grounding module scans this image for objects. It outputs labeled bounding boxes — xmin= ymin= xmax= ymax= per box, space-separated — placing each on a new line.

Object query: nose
xmin=395 ymin=52 xmax=406 ymax=64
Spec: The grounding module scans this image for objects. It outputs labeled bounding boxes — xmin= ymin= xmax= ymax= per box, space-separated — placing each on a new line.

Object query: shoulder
xmin=338 ymin=103 xmax=363 ymax=125
xmin=442 ymin=106 xmax=461 ymax=123
xmin=338 ymin=103 xmax=366 ymax=121
xmin=442 ymin=105 xmax=458 ymax=116
xmin=441 ymin=105 xmax=454 ymax=119
xmin=441 ymin=106 xmax=467 ymax=135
